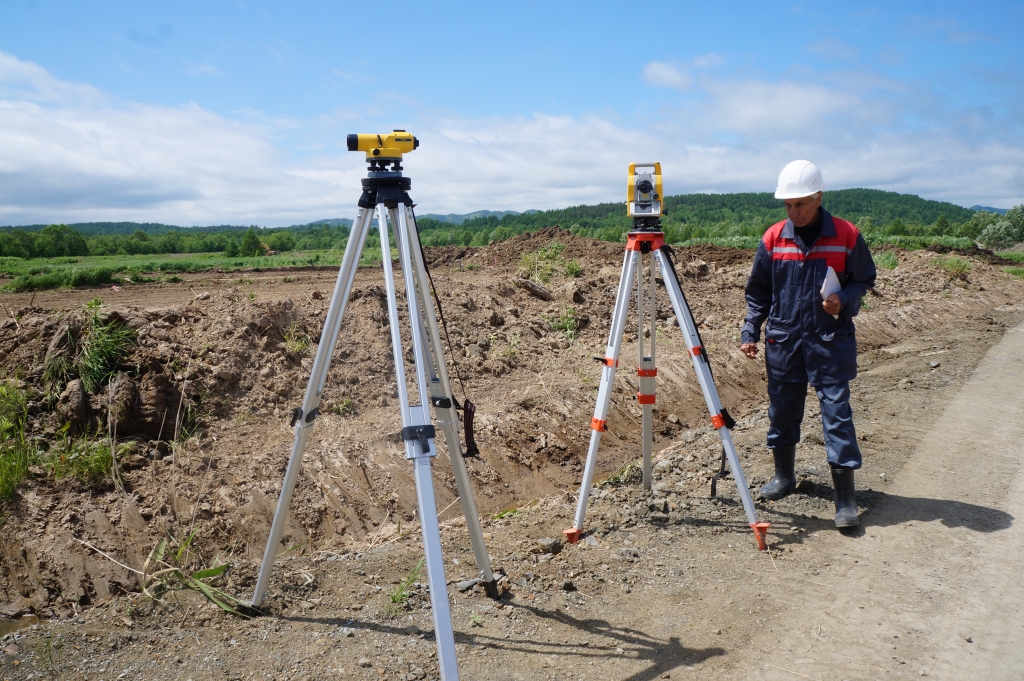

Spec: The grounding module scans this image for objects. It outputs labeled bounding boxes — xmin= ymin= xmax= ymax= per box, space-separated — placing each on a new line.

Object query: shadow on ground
xmin=280 ymin=601 xmax=725 ymax=681
xmin=761 ymin=491 xmax=1013 ymax=543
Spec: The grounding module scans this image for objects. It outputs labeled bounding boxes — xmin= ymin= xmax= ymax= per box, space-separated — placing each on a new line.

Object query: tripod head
xmin=627 ymin=162 xmax=664 ymax=230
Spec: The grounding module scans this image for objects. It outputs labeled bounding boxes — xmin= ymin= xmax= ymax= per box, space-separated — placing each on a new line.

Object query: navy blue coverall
xmin=742 ymin=208 xmax=877 ymax=469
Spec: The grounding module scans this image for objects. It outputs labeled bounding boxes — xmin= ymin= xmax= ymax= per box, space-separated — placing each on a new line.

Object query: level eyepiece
xmin=346 ymin=130 xmax=419 ymax=159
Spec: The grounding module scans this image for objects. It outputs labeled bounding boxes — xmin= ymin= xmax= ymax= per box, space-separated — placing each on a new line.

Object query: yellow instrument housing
xmin=627 ymin=162 xmax=663 ymax=217
xmin=347 ymin=130 xmax=419 ymax=159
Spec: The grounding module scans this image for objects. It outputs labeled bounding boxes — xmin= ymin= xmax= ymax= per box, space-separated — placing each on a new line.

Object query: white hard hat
xmin=775 ymin=160 xmax=825 ymax=199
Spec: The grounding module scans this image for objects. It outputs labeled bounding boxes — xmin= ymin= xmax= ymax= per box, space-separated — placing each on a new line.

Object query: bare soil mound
xmin=1 ymin=232 xmax=1022 ymax=622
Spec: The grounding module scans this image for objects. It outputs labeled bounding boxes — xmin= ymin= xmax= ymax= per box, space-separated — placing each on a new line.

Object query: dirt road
xmin=747 ymin=319 xmax=1024 ymax=680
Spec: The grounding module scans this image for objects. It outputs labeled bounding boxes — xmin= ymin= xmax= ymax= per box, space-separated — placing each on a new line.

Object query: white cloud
xmin=183 ymin=61 xmax=223 ymax=77
xmin=641 ymin=54 xmax=724 ymax=91
xmin=642 ymin=61 xmax=692 ymax=91
xmin=0 ymin=50 xmax=1022 ymax=228
xmin=806 ymin=39 xmax=860 ymax=61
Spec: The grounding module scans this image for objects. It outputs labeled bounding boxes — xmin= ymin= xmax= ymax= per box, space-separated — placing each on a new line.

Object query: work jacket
xmin=742 ymin=208 xmax=876 ymax=386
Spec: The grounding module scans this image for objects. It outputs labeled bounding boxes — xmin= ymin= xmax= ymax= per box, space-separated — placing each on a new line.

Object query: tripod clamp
xmin=402 ymin=425 xmax=437 ymax=457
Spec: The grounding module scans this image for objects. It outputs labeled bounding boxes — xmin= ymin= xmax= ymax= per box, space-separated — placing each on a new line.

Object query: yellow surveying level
xmin=347 ymin=130 xmax=419 ymax=159
xmin=627 ymin=162 xmax=663 ymax=217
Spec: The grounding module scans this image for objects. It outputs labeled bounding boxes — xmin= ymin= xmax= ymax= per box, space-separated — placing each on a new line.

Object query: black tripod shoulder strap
xmin=660 ymin=244 xmax=736 ymax=431
xmin=411 ymin=206 xmax=479 ymax=457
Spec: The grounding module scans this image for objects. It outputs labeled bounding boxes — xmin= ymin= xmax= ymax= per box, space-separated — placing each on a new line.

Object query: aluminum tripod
xmin=250 ymin=140 xmax=496 ymax=680
xmin=562 ymin=227 xmax=770 ymax=551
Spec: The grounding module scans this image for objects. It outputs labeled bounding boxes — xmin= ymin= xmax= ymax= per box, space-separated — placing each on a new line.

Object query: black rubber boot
xmin=831 ymin=468 xmax=859 ymax=528
xmin=760 ymin=445 xmax=797 ymax=500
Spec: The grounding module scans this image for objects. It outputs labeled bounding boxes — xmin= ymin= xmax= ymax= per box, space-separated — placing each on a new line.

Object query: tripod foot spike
xmin=751 ymin=522 xmax=771 ymax=551
xmin=482 ymin=579 xmax=501 ymax=600
xmin=563 ymin=527 xmax=583 ymax=544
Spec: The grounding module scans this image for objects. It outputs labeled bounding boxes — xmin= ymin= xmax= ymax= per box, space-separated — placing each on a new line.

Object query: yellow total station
xmin=627 ymin=162 xmax=663 ymax=217
xmin=346 ymin=130 xmax=419 ymax=159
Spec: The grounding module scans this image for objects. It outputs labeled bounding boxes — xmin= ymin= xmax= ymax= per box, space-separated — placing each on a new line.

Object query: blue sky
xmin=1 ymin=1 xmax=1021 ymax=225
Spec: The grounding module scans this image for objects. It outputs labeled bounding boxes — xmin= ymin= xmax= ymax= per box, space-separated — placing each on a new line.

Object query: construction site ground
xmin=2 ymin=227 xmax=1023 ymax=680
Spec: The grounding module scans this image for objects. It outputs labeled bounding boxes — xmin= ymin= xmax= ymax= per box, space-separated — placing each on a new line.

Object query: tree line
xmin=2 ymin=188 xmax=1021 ymax=259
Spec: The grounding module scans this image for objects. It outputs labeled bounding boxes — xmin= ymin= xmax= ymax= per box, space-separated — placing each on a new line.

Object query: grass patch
xmin=1003 ymin=267 xmax=1024 ymax=279
xmin=0 ymin=381 xmax=31 ymax=510
xmin=140 ymin=530 xmax=249 ymax=617
xmin=874 ymin=251 xmax=899 ymax=270
xmin=996 ymin=251 xmax=1024 ymax=263
xmin=933 ymin=256 xmax=972 ymax=276
xmin=519 ymin=241 xmax=570 ymax=284
xmin=547 ymin=307 xmax=579 ymax=340
xmin=492 ymin=508 xmax=519 ymax=520
xmin=283 ymin=323 xmax=311 ymax=355
xmin=43 ymin=299 xmax=137 ymax=396
xmin=679 ymin=236 xmax=760 ymax=249
xmin=604 ymin=458 xmax=641 ymax=485
xmin=564 ymin=259 xmax=583 ymax=278
xmin=41 ymin=435 xmax=131 ymax=481
xmin=864 ymin=235 xmax=975 ymax=250
xmin=384 ymin=558 xmax=424 ymax=618
xmin=326 ymin=397 xmax=355 ymax=416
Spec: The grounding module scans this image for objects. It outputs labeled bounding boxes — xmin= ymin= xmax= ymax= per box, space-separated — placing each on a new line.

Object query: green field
xmin=0 ymin=233 xmax=987 ymax=294
xmin=0 ymin=248 xmax=386 ymax=293
xmin=2 ymin=186 xmax=1018 ymax=293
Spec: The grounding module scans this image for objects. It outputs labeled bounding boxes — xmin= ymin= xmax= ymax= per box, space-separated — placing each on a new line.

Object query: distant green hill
xmin=0 ymin=188 xmax=1005 ymax=258
xmin=414 ymin=188 xmax=982 ymax=248
xmin=969 ymin=205 xmax=1008 ymax=215
xmin=419 ymin=210 xmax=536 ymax=224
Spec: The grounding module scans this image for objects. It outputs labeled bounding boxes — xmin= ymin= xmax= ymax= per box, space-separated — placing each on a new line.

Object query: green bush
xmin=979 ymin=221 xmax=1024 ymax=250
xmin=9 ymin=266 xmax=119 ymax=292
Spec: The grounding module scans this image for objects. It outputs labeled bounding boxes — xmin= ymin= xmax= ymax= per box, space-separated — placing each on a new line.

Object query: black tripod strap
xmin=660 ymin=244 xmax=736 ymax=431
xmin=410 ymin=206 xmax=479 ymax=457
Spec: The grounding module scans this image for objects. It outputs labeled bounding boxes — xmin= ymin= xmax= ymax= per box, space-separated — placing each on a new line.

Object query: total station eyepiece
xmin=627 ymin=162 xmax=663 ymax=219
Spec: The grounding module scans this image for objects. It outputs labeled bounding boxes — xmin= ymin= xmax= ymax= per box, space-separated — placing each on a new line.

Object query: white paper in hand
xmin=820 ymin=266 xmax=842 ymax=319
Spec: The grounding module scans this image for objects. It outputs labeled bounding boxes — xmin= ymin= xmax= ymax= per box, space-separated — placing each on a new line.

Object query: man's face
xmin=783 ymin=192 xmax=822 ymax=227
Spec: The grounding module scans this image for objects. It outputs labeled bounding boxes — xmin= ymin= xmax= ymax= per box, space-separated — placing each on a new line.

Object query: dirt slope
xmin=1 ymin=230 xmax=1024 ymax=680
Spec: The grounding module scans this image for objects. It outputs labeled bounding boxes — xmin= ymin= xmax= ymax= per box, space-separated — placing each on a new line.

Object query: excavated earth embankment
xmin=1 ymin=228 xmax=1023 ymax=680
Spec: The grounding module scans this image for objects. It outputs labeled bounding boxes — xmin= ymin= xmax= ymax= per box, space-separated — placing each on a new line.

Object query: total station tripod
xmin=563 ymin=163 xmax=770 ymax=551
xmin=250 ymin=131 xmax=497 ymax=681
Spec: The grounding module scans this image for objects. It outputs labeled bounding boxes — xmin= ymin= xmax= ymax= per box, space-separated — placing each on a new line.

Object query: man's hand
xmin=823 ymin=293 xmax=841 ymax=316
xmin=741 ymin=342 xmax=759 ymax=359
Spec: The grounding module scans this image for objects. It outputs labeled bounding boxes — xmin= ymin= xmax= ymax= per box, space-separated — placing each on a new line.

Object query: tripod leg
xmin=251 ymin=206 xmax=375 ymax=607
xmin=638 ymin=253 xmax=656 ymax=491
xmin=382 ymin=206 xmax=460 ymax=680
xmin=564 ymin=250 xmax=639 ymax=543
xmin=400 ymin=206 xmax=499 ymax=598
xmin=654 ymin=249 xmax=770 ymax=550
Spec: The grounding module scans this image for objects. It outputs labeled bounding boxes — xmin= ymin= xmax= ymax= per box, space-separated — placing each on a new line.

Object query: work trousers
xmin=766 ymin=378 xmax=862 ymax=470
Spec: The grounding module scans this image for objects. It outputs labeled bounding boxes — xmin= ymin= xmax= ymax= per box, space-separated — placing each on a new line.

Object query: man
xmin=740 ymin=160 xmax=876 ymax=529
